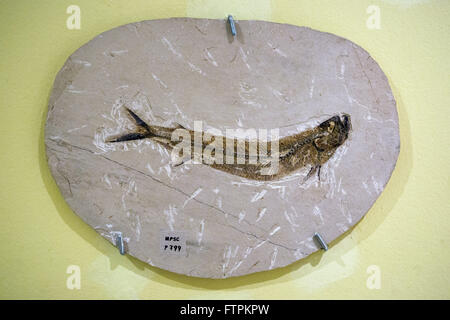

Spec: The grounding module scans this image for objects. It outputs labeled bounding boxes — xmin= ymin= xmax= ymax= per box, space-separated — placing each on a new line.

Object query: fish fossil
xmin=107 ymin=107 xmax=351 ymax=181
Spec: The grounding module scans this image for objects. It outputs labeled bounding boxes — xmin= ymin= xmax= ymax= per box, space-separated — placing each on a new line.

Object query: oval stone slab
xmin=45 ymin=18 xmax=399 ymax=278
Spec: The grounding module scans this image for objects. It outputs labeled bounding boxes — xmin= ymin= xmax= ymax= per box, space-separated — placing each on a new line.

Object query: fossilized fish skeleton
xmin=107 ymin=107 xmax=351 ymax=181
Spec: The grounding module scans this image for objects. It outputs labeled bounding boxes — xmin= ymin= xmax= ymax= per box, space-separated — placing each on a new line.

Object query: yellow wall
xmin=0 ymin=0 xmax=448 ymax=299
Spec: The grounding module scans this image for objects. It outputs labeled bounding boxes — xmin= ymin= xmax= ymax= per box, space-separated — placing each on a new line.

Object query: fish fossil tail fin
xmin=106 ymin=107 xmax=155 ymax=143
xmin=107 ymin=132 xmax=150 ymax=143
xmin=125 ymin=107 xmax=152 ymax=132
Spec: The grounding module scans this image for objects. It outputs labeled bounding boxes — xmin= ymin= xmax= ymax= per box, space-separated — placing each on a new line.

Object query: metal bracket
xmin=115 ymin=233 xmax=125 ymax=255
xmin=227 ymin=15 xmax=237 ymax=37
xmin=313 ymin=232 xmax=328 ymax=251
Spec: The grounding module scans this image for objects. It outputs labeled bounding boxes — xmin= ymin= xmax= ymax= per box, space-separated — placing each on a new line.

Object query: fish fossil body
xmin=107 ymin=108 xmax=351 ymax=181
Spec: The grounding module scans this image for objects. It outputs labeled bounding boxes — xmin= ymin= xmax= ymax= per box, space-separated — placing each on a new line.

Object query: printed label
xmin=160 ymin=230 xmax=186 ymax=256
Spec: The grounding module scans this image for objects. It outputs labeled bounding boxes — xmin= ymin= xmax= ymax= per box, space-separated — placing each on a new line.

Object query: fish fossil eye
xmin=327 ymin=121 xmax=335 ymax=133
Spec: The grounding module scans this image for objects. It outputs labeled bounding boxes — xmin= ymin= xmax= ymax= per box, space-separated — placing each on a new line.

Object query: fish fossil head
xmin=314 ymin=114 xmax=352 ymax=151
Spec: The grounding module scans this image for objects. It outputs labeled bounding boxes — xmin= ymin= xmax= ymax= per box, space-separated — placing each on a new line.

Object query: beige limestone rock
xmin=45 ymin=18 xmax=400 ymax=278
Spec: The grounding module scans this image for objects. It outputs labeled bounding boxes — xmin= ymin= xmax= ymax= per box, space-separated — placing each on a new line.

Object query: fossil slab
xmin=45 ymin=18 xmax=400 ymax=278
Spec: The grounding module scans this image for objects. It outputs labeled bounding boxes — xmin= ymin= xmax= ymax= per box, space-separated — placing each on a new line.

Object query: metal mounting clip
xmin=313 ymin=232 xmax=328 ymax=251
xmin=227 ymin=15 xmax=237 ymax=37
xmin=115 ymin=233 xmax=125 ymax=255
